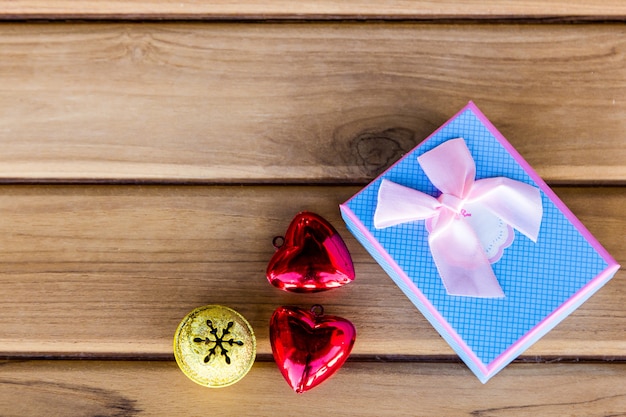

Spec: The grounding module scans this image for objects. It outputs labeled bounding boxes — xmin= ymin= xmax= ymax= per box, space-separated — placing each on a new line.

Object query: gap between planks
xmin=1 ymin=1 xmax=626 ymax=21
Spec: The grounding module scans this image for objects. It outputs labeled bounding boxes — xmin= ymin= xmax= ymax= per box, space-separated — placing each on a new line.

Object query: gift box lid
xmin=340 ymin=102 xmax=620 ymax=382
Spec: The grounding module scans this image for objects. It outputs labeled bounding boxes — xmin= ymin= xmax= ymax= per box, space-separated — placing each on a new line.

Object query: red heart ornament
xmin=266 ymin=211 xmax=355 ymax=292
xmin=270 ymin=305 xmax=356 ymax=393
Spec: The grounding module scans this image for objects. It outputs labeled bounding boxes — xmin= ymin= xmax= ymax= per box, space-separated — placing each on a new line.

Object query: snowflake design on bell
xmin=193 ymin=320 xmax=244 ymax=365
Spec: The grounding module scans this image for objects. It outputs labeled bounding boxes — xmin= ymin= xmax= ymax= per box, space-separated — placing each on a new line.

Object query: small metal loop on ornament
xmin=310 ymin=304 xmax=324 ymax=317
xmin=272 ymin=236 xmax=285 ymax=249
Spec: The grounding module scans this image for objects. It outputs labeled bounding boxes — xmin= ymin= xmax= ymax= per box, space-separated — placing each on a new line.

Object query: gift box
xmin=339 ymin=102 xmax=620 ymax=382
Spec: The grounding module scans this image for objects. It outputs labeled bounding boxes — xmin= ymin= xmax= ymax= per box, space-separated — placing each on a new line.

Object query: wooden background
xmin=0 ymin=2 xmax=624 ymax=416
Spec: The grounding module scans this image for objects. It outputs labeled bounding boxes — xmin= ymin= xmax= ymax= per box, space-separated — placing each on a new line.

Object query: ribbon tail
xmin=429 ymin=218 xmax=505 ymax=298
xmin=374 ymin=179 xmax=440 ymax=229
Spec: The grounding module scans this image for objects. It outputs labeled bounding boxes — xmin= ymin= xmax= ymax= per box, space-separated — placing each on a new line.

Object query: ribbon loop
xmin=374 ymin=138 xmax=543 ymax=298
xmin=373 ymin=180 xmax=440 ymax=229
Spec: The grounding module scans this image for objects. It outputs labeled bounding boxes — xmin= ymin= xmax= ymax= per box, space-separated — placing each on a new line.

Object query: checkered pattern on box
xmin=345 ymin=108 xmax=609 ymax=365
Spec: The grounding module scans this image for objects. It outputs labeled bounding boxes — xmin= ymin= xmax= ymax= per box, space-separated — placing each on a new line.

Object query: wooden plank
xmin=0 ymin=185 xmax=622 ymax=358
xmin=0 ymin=23 xmax=624 ymax=184
xmin=1 ymin=360 xmax=625 ymax=416
xmin=1 ymin=1 xmax=626 ymax=20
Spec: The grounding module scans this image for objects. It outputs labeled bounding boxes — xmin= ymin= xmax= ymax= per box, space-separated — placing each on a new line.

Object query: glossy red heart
xmin=270 ymin=305 xmax=356 ymax=393
xmin=266 ymin=211 xmax=355 ymax=292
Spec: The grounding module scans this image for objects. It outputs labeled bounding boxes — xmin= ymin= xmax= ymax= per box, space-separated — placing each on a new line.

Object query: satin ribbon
xmin=373 ymin=138 xmax=543 ymax=298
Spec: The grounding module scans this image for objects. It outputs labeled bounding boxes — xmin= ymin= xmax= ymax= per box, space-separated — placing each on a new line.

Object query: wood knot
xmin=351 ymin=127 xmax=416 ymax=176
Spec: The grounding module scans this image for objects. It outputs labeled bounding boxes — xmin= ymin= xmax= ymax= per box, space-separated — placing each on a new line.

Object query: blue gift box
xmin=340 ymin=102 xmax=620 ymax=382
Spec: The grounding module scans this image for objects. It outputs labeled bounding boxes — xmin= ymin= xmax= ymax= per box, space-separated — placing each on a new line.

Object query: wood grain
xmin=1 ymin=360 xmax=625 ymax=416
xmin=0 ymin=12 xmax=624 ymax=417
xmin=1 ymin=1 xmax=626 ymax=20
xmin=0 ymin=23 xmax=625 ymax=184
xmin=0 ymin=185 xmax=622 ymax=358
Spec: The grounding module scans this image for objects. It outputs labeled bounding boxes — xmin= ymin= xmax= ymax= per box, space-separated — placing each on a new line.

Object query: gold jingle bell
xmin=174 ymin=305 xmax=256 ymax=387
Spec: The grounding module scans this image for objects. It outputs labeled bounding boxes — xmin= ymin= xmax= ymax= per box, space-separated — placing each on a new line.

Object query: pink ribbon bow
xmin=373 ymin=138 xmax=543 ymax=298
